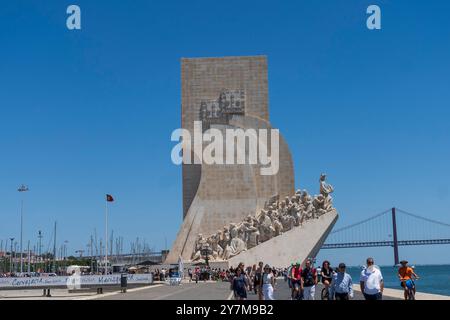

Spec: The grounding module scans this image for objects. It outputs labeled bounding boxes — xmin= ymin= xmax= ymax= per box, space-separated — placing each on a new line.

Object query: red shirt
xmin=291 ymin=266 xmax=301 ymax=280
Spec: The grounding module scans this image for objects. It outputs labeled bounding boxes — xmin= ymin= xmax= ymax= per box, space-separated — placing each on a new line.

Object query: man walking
xmin=254 ymin=261 xmax=264 ymax=300
xmin=360 ymin=257 xmax=384 ymax=300
xmin=300 ymin=259 xmax=318 ymax=300
xmin=329 ymin=263 xmax=354 ymax=300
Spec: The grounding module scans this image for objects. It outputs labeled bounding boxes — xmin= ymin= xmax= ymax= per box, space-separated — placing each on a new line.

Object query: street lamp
xmin=18 ymin=184 xmax=29 ymax=273
xmin=38 ymin=231 xmax=43 ymax=271
xmin=9 ymin=238 xmax=14 ymax=273
xmin=64 ymin=240 xmax=69 ymax=268
xmin=201 ymin=245 xmax=212 ymax=267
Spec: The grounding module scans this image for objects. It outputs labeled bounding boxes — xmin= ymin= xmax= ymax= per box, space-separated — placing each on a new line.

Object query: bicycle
xmin=401 ymin=278 xmax=418 ymax=300
xmin=321 ymin=286 xmax=330 ymax=300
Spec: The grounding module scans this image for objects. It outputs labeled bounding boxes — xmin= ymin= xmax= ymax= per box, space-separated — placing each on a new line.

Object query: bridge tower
xmin=391 ymin=207 xmax=399 ymax=266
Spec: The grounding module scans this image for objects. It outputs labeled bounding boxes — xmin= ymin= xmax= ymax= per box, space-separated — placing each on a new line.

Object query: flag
xmin=106 ymin=194 xmax=114 ymax=202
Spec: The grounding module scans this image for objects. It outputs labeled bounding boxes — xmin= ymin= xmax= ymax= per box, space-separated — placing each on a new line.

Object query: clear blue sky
xmin=1 ymin=0 xmax=449 ymax=266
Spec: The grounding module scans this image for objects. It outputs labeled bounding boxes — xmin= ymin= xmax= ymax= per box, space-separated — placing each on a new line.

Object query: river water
xmin=345 ymin=264 xmax=450 ymax=296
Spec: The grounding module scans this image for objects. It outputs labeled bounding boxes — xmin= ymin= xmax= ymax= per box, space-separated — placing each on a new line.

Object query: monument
xmin=165 ymin=56 xmax=338 ymax=267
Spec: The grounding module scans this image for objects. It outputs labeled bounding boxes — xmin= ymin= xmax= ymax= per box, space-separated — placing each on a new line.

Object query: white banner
xmin=0 ymin=274 xmax=153 ymax=289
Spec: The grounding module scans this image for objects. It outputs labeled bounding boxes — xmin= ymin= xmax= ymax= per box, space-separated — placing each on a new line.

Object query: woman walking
xmin=232 ymin=267 xmax=249 ymax=300
xmin=261 ymin=264 xmax=275 ymax=300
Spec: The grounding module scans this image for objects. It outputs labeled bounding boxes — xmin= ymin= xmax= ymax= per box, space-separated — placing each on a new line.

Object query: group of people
xmin=287 ymin=257 xmax=419 ymax=300
xmin=227 ymin=257 xmax=420 ymax=300
xmin=187 ymin=267 xmax=224 ymax=282
xmin=230 ymin=262 xmax=280 ymax=300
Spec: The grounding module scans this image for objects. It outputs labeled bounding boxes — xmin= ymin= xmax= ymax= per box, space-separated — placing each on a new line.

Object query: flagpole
xmin=105 ymin=198 xmax=108 ymax=275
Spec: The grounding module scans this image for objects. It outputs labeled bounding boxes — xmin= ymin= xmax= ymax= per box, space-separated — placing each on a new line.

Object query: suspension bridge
xmin=322 ymin=207 xmax=450 ymax=265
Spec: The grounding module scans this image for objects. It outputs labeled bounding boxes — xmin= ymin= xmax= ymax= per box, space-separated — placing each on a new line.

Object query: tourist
xmin=194 ymin=266 xmax=200 ymax=283
xmin=321 ymin=260 xmax=333 ymax=295
xmin=329 ymin=263 xmax=353 ymax=300
xmin=254 ymin=261 xmax=264 ymax=300
xmin=290 ymin=262 xmax=302 ymax=300
xmin=232 ymin=267 xmax=249 ymax=300
xmin=188 ymin=268 xmax=192 ymax=282
xmin=360 ymin=257 xmax=384 ymax=300
xmin=286 ymin=263 xmax=293 ymax=292
xmin=398 ymin=260 xmax=419 ymax=300
xmin=250 ymin=264 xmax=257 ymax=292
xmin=261 ymin=264 xmax=275 ymax=300
xmin=300 ymin=259 xmax=318 ymax=300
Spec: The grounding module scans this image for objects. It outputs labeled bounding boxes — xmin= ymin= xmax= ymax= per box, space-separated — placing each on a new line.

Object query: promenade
xmin=89 ymin=279 xmax=450 ymax=300
xmin=2 ymin=279 xmax=449 ymax=300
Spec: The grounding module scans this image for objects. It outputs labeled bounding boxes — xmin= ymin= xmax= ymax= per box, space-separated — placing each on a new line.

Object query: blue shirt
xmin=330 ymin=272 xmax=353 ymax=298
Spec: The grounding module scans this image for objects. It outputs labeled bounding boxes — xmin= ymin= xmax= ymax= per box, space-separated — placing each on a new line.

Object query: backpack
xmin=301 ymin=267 xmax=316 ymax=287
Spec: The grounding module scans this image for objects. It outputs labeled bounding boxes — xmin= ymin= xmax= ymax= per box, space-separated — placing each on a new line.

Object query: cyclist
xmin=398 ymin=260 xmax=419 ymax=300
xmin=320 ymin=260 xmax=333 ymax=299
xmin=291 ymin=261 xmax=302 ymax=300
xmin=286 ymin=263 xmax=294 ymax=293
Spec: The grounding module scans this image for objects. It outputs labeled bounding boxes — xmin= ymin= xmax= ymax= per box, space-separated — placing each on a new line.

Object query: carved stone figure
xmin=190 ymin=175 xmax=336 ymax=261
xmin=281 ymin=214 xmax=295 ymax=231
xmin=258 ymin=210 xmax=275 ymax=242
xmin=191 ymin=234 xmax=208 ymax=261
xmin=320 ymin=173 xmax=334 ymax=210
xmin=272 ymin=217 xmax=283 ymax=236
xmin=223 ymin=232 xmax=247 ymax=259
xmin=207 ymin=233 xmax=223 ymax=259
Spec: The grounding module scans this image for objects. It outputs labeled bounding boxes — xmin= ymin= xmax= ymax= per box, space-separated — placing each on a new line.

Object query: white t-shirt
xmin=360 ymin=266 xmax=383 ymax=295
xmin=263 ymin=273 xmax=273 ymax=285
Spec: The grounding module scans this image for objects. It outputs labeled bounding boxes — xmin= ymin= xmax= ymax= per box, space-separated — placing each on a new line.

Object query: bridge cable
xmin=329 ymin=208 xmax=392 ymax=234
xmin=396 ymin=208 xmax=450 ymax=228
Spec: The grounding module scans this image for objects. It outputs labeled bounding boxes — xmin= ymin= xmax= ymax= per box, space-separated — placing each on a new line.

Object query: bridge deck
xmin=322 ymin=238 xmax=450 ymax=249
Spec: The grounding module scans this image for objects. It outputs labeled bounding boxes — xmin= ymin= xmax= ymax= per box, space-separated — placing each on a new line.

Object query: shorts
xmin=364 ymin=292 xmax=382 ymax=300
xmin=335 ymin=292 xmax=349 ymax=300
xmin=401 ymin=280 xmax=414 ymax=288
xmin=291 ymin=280 xmax=301 ymax=290
xmin=321 ymin=277 xmax=332 ymax=284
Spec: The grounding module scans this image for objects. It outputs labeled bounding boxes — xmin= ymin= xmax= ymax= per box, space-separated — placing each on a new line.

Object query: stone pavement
xmin=245 ymin=279 xmax=399 ymax=300
xmin=92 ymin=279 xmax=401 ymax=300
xmin=8 ymin=278 xmax=446 ymax=300
xmin=95 ymin=281 xmax=232 ymax=300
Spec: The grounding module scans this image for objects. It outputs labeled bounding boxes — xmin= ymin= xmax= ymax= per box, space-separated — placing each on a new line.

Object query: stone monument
xmin=165 ymin=56 xmax=338 ymax=266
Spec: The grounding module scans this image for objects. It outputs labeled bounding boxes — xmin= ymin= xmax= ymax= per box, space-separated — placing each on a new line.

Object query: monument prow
xmin=228 ymin=209 xmax=338 ymax=267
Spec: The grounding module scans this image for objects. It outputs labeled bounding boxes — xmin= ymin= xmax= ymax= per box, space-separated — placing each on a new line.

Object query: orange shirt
xmin=398 ymin=267 xmax=413 ymax=280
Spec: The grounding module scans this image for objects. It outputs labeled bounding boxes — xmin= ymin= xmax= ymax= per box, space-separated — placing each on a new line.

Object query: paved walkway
xmin=92 ymin=279 xmax=399 ymax=300
xmin=3 ymin=278 xmax=447 ymax=300
xmin=95 ymin=281 xmax=232 ymax=300
xmin=245 ymin=280 xmax=399 ymax=300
